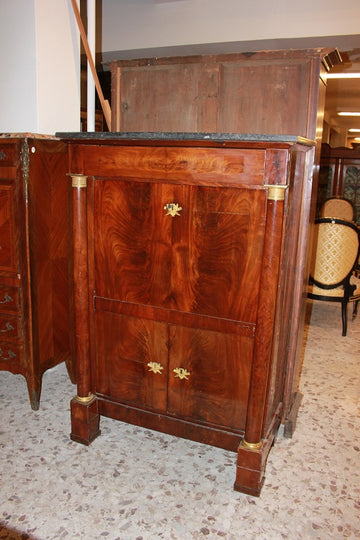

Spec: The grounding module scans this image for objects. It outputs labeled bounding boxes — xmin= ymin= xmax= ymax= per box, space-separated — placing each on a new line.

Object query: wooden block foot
xmin=234 ymin=440 xmax=269 ymax=496
xmin=70 ymin=395 xmax=101 ymax=445
xmin=283 ymin=391 xmax=303 ymax=438
xmin=235 ymin=415 xmax=280 ymax=496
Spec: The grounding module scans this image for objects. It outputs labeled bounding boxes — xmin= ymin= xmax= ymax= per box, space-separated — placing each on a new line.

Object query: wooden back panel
xmin=110 ymin=49 xmax=334 ymax=139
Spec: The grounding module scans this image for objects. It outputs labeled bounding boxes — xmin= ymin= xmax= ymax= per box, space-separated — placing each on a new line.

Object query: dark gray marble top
xmin=56 ymin=131 xmax=314 ymax=146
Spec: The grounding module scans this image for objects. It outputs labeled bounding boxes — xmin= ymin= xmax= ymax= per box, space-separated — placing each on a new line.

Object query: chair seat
xmin=308 ymin=274 xmax=360 ymax=299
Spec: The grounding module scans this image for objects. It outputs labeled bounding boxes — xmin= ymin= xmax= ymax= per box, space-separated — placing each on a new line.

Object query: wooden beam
xmin=71 ymin=0 xmax=111 ymax=131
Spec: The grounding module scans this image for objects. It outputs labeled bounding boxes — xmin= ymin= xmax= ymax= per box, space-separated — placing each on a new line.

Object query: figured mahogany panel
xmin=72 ymin=145 xmax=265 ymax=187
xmin=0 ymin=183 xmax=16 ymax=272
xmin=95 ymin=310 xmax=168 ymax=411
xmin=93 ymin=180 xmax=267 ymax=323
xmin=168 ymin=325 xmax=253 ymax=431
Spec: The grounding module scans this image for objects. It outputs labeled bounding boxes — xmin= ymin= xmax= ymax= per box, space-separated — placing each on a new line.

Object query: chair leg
xmin=341 ymin=301 xmax=348 ymax=336
xmin=352 ymin=300 xmax=359 ymax=320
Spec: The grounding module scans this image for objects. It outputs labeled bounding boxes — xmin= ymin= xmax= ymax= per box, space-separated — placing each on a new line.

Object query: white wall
xmin=0 ymin=1 xmax=38 ymax=131
xmin=0 ymin=0 xmax=80 ymax=135
xmin=102 ymin=0 xmax=360 ymax=54
xmin=34 ymin=0 xmax=81 ymax=134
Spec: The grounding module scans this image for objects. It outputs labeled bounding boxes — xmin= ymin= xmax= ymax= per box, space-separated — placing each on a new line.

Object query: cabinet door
xmin=0 ymin=183 xmax=16 ymax=272
xmin=95 ymin=310 xmax=168 ymax=411
xmin=95 ymin=311 xmax=253 ymax=430
xmin=167 ymin=325 xmax=252 ymax=431
xmin=93 ymin=179 xmax=266 ymax=322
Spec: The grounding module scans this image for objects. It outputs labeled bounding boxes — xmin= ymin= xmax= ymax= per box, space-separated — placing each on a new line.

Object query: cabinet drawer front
xmin=0 ymin=286 xmax=21 ymax=313
xmin=0 ymin=183 xmax=17 ymax=271
xmin=93 ymin=180 xmax=267 ymax=322
xmin=95 ymin=311 xmax=168 ymax=410
xmin=0 ymin=314 xmax=21 ymax=340
xmin=73 ymin=145 xmax=265 ymax=186
xmin=0 ymin=341 xmax=22 ymax=365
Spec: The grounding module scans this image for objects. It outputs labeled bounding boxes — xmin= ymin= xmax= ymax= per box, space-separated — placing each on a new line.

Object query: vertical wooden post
xmin=235 ymin=184 xmax=287 ymax=496
xmin=69 ymin=173 xmax=100 ymax=445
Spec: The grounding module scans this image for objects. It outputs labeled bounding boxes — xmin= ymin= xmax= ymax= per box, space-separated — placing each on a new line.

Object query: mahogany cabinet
xmin=0 ymin=135 xmax=75 ymax=409
xmin=318 ymin=144 xmax=360 ymax=224
xmin=64 ymin=133 xmax=315 ymax=496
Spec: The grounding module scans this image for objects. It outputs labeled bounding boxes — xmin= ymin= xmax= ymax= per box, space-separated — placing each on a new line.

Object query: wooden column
xmin=235 ymin=184 xmax=287 ymax=496
xmin=69 ymin=173 xmax=100 ymax=445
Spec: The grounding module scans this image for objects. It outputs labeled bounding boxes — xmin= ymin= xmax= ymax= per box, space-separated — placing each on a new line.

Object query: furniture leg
xmin=69 ymin=174 xmax=100 ymax=444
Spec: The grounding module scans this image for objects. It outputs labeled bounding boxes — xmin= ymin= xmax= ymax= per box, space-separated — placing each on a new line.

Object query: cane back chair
xmin=308 ymin=217 xmax=360 ymax=336
xmin=320 ymin=197 xmax=356 ymax=222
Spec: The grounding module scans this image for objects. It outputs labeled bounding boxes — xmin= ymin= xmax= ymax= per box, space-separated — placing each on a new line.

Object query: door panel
xmin=95 ymin=310 xmax=168 ymax=411
xmin=167 ymin=325 xmax=253 ymax=431
xmin=94 ymin=180 xmax=173 ymax=305
xmin=94 ymin=179 xmax=266 ymax=322
xmin=172 ymin=186 xmax=266 ymax=321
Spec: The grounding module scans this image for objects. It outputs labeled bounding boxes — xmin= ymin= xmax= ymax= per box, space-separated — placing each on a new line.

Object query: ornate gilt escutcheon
xmin=0 ymin=348 xmax=16 ymax=361
xmin=0 ymin=322 xmax=14 ymax=333
xmin=0 ymin=294 xmax=13 ymax=304
xmin=173 ymin=367 xmax=190 ymax=380
xmin=164 ymin=203 xmax=182 ymax=217
xmin=147 ymin=361 xmax=164 ymax=374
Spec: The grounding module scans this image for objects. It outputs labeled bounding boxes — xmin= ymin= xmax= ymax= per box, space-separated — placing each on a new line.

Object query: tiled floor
xmin=0 ymin=300 xmax=359 ymax=539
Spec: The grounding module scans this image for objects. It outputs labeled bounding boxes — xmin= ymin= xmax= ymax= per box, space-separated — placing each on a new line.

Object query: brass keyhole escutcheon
xmin=164 ymin=203 xmax=182 ymax=217
xmin=0 ymin=294 xmax=13 ymax=304
xmin=147 ymin=362 xmax=164 ymax=374
xmin=173 ymin=367 xmax=190 ymax=380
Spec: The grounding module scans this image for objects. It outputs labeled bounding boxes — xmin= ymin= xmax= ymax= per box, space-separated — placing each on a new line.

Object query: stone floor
xmin=0 ymin=300 xmax=359 ymax=539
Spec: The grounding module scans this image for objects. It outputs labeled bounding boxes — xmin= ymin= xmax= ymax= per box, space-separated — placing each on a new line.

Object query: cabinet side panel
xmin=28 ymin=140 xmax=72 ymax=370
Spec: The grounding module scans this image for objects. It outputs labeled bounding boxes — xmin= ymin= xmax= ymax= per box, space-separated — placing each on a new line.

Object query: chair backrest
xmin=320 ymin=197 xmax=355 ymax=222
xmin=310 ymin=218 xmax=360 ymax=289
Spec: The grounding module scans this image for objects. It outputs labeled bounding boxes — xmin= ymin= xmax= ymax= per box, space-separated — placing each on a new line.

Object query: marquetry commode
xmin=0 ymin=134 xmax=75 ymax=409
xmin=63 ymin=132 xmax=315 ymax=496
